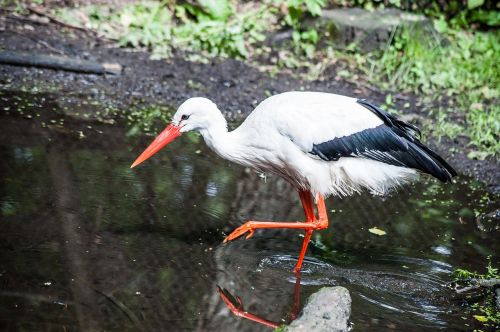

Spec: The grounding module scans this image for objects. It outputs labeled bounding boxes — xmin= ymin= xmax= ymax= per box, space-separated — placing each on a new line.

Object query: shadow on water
xmin=0 ymin=91 xmax=498 ymax=331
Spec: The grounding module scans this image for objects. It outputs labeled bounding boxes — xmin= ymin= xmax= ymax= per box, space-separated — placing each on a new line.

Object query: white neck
xmin=199 ymin=115 xmax=242 ymax=163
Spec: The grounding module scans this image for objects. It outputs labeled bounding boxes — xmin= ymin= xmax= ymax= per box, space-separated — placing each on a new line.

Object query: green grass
xmin=359 ymin=23 xmax=499 ymax=157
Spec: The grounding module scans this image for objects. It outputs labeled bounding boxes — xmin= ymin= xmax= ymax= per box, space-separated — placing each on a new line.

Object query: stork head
xmin=131 ymin=97 xmax=224 ymax=168
xmin=173 ymin=97 xmax=225 ymax=133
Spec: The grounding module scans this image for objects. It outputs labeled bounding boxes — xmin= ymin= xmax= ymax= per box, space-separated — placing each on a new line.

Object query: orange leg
xmin=223 ymin=191 xmax=329 ymax=273
xmin=290 ymin=269 xmax=302 ymax=320
xmin=218 ymin=271 xmax=303 ymax=328
xmin=299 ymin=190 xmax=315 ymax=222
xmin=294 ymin=230 xmax=313 ymax=273
xmin=217 ymin=286 xmax=279 ymax=329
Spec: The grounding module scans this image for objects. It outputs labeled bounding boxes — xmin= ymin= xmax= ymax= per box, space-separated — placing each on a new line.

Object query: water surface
xmin=0 ymin=91 xmax=498 ymax=331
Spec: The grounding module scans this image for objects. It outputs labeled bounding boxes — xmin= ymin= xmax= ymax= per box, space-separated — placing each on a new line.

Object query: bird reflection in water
xmin=217 ymin=272 xmax=303 ymax=329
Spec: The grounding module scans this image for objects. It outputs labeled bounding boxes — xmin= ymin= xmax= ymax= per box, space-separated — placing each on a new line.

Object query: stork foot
xmin=222 ymin=193 xmax=329 ymax=274
xmin=223 ymin=222 xmax=256 ymax=243
xmin=217 ymin=286 xmax=279 ymax=328
xmin=218 ymin=286 xmax=244 ymax=314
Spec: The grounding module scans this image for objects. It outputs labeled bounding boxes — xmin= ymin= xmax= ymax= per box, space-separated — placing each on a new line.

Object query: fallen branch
xmin=0 ymin=51 xmax=122 ymax=75
xmin=455 ymin=278 xmax=500 ymax=294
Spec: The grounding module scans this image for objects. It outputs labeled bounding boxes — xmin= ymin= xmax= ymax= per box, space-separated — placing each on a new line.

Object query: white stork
xmin=131 ymin=91 xmax=456 ymax=273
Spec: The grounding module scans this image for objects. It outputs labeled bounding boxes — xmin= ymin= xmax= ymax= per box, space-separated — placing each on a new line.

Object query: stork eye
xmin=181 ymin=114 xmax=190 ymax=121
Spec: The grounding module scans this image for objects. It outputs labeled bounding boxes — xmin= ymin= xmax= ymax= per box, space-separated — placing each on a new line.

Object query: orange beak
xmin=130 ymin=124 xmax=182 ymax=168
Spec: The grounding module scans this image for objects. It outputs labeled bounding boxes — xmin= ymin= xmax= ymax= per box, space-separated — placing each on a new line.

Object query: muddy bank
xmin=0 ymin=14 xmax=498 ymax=193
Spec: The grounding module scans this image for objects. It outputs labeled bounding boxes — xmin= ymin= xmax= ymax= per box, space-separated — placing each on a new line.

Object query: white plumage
xmin=171 ymin=91 xmax=453 ymax=197
xmin=131 ymin=90 xmax=456 ymax=273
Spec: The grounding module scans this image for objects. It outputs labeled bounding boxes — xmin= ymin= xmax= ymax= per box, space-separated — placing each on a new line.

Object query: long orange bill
xmin=130 ymin=124 xmax=182 ymax=168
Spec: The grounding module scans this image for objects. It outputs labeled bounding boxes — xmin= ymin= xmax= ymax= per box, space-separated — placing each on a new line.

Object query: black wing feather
xmin=310 ymin=99 xmax=457 ymax=182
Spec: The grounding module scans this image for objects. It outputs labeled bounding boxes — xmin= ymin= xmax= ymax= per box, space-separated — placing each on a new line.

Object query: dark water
xmin=0 ymin=91 xmax=498 ymax=331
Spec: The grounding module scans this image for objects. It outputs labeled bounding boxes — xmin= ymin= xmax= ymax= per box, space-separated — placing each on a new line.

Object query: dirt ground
xmin=0 ymin=11 xmax=498 ymax=193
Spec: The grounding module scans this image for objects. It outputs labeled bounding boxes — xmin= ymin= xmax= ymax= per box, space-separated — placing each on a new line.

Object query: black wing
xmin=310 ymin=99 xmax=457 ymax=182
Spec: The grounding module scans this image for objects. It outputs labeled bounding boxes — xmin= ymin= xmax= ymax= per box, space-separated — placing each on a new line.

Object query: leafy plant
xmin=55 ymin=1 xmax=174 ymax=58
xmin=454 ymin=258 xmax=499 ymax=281
xmin=55 ymin=1 xmax=273 ymax=59
xmin=183 ymin=0 xmax=235 ymax=21
xmin=284 ymin=0 xmax=325 ymax=27
xmin=364 ymin=23 xmax=499 ymax=156
xmin=282 ymin=0 xmax=326 ymax=57
xmin=116 ymin=1 xmax=173 ymax=55
xmin=174 ymin=2 xmax=271 ymax=58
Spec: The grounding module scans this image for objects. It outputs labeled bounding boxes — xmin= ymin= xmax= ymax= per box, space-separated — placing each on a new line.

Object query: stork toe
xmin=217 ymin=286 xmax=244 ymax=314
xmin=223 ymin=222 xmax=255 ymax=243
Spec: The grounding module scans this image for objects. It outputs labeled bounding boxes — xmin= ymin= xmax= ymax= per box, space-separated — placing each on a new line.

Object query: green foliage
xmin=472 ymin=305 xmax=500 ymax=327
xmin=291 ymin=28 xmax=319 ymax=57
xmin=430 ymin=108 xmax=463 ymax=141
xmin=469 ymin=9 xmax=500 ymax=27
xmin=116 ymin=1 xmax=172 ymax=54
xmin=56 ymin=2 xmax=173 ymax=58
xmin=364 ymin=24 xmax=499 ymax=156
xmin=284 ymin=0 xmax=325 ymax=27
xmin=467 ymin=104 xmax=500 ymax=156
xmin=174 ymin=2 xmax=271 ymax=58
xmin=185 ymin=0 xmax=235 ymax=21
xmin=54 ymin=1 xmax=328 ymax=61
xmin=454 ymin=257 xmax=499 ymax=281
xmin=282 ymin=0 xmax=326 ymax=58
xmin=56 ymin=1 xmax=272 ymax=59
xmin=274 ymin=325 xmax=288 ymax=332
xmin=453 ymin=257 xmax=500 ymax=329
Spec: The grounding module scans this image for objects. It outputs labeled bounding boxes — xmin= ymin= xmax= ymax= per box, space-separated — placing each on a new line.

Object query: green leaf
xmin=433 ymin=17 xmax=448 ymax=33
xmin=198 ymin=0 xmax=234 ymax=21
xmin=467 ymin=0 xmax=484 ymax=9
xmin=473 ymin=315 xmax=488 ymax=322
xmin=233 ymin=38 xmax=248 ymax=57
xmin=385 ymin=94 xmax=393 ymax=106
xmin=471 ymin=9 xmax=500 ymax=26
xmin=305 ymin=0 xmax=325 ymax=17
xmin=467 ymin=150 xmax=490 ymax=160
xmin=368 ymin=227 xmax=387 ymax=236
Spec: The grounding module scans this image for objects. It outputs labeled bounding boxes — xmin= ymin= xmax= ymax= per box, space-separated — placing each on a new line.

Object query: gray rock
xmin=286 ymin=287 xmax=351 ymax=332
xmin=315 ymin=8 xmax=432 ymax=52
